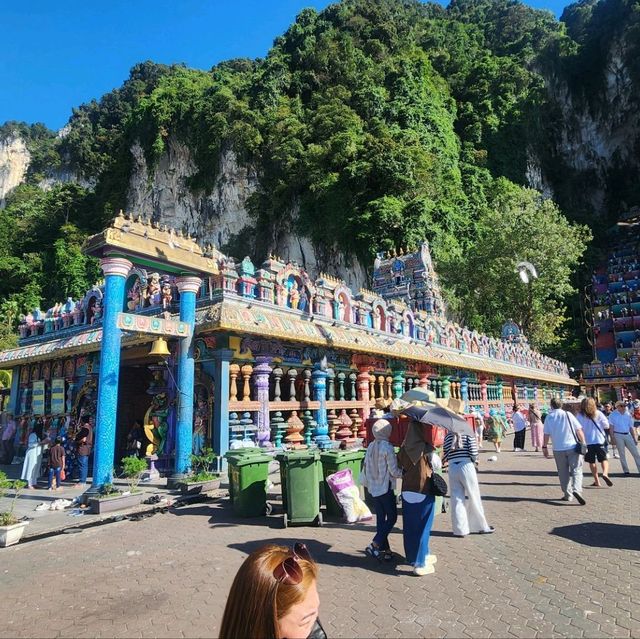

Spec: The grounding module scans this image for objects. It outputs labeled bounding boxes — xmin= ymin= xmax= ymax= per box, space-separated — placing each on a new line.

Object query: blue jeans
xmin=77 ymin=455 xmax=89 ymax=484
xmin=372 ymin=488 xmax=397 ymax=550
xmin=48 ymin=466 xmax=62 ymax=489
xmin=402 ymin=495 xmax=436 ymax=568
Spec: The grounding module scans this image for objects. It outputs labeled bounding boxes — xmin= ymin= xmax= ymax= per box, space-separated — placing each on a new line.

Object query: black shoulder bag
xmin=565 ymin=411 xmax=586 ymax=456
xmin=425 ymin=453 xmax=448 ymax=497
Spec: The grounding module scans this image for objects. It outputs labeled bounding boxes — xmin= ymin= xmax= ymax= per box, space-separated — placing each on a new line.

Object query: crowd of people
xmin=221 ymin=393 xmax=640 ymax=638
xmin=0 ymin=414 xmax=95 ymax=490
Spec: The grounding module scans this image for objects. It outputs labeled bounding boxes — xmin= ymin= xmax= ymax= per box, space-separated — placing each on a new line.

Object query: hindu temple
xmin=0 ymin=213 xmax=577 ymax=488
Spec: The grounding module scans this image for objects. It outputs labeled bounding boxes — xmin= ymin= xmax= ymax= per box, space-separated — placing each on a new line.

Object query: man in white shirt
xmin=542 ymin=397 xmax=587 ymax=504
xmin=511 ymin=405 xmax=528 ymax=452
xmin=608 ymin=400 xmax=640 ymax=474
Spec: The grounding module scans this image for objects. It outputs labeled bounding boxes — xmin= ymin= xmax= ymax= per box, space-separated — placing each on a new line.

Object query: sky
xmin=1 ymin=0 xmax=573 ymax=131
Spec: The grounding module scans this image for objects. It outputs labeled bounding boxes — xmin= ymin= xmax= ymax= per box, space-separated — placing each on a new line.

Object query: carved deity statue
xmin=289 ymin=283 xmax=300 ymax=310
xmin=161 ymin=281 xmax=173 ymax=310
xmin=192 ymin=397 xmax=208 ymax=454
xmin=143 ymin=392 xmax=169 ymax=456
xmin=145 ymin=273 xmax=161 ymax=307
xmin=127 ymin=280 xmax=142 ymax=311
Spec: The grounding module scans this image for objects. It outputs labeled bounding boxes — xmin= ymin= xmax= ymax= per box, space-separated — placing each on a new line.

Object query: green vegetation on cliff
xmin=4 ymin=0 xmax=638 ymax=357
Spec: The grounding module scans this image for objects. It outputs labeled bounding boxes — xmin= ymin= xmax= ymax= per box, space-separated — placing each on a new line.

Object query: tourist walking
xmin=485 ymin=411 xmax=506 ymax=453
xmin=576 ymin=398 xmax=613 ymax=487
xmin=608 ymin=400 xmax=640 ymax=475
xmin=512 ymin=404 xmax=528 ymax=451
xmin=529 ymin=404 xmax=544 ymax=452
xmin=602 ymin=402 xmax=619 ymax=458
xmin=20 ymin=424 xmax=46 ymax=489
xmin=74 ymin=416 xmax=93 ymax=488
xmin=542 ymin=397 xmax=587 ymax=504
xmin=47 ymin=437 xmax=66 ymax=491
xmin=443 ymin=431 xmax=494 ymax=537
xmin=1 ymin=414 xmax=16 ymax=464
xmin=219 ymin=543 xmax=323 ymax=639
xmin=361 ymin=419 xmax=402 ymax=561
xmin=397 ymin=421 xmax=439 ymax=576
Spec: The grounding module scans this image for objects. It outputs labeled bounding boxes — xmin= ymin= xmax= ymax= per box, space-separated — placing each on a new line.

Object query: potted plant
xmin=180 ymin=448 xmax=221 ymax=495
xmin=88 ymin=457 xmax=148 ymax=514
xmin=0 ymin=472 xmax=28 ymax=547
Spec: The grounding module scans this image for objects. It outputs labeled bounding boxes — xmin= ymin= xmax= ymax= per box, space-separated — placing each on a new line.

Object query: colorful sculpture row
xmin=16 ymin=243 xmax=568 ymax=378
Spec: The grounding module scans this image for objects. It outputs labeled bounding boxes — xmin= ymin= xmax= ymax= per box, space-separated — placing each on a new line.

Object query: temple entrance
xmin=116 ymin=345 xmax=172 ymax=468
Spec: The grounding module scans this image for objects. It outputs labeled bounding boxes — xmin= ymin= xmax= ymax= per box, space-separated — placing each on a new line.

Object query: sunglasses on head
xmin=273 ymin=543 xmax=312 ymax=585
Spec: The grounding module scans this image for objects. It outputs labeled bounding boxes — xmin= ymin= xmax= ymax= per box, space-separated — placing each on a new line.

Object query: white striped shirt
xmin=444 ymin=433 xmax=478 ymax=463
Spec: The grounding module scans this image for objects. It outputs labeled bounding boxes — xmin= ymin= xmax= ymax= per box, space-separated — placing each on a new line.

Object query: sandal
xmin=365 ymin=544 xmax=382 ymax=561
xmin=602 ymin=475 xmax=613 ymax=487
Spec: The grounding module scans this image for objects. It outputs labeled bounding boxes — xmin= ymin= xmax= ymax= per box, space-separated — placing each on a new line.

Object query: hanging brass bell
xmin=148 ymin=337 xmax=171 ymax=359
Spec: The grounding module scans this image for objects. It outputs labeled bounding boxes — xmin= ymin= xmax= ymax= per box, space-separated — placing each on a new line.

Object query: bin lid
xmin=320 ymin=449 xmax=365 ymax=462
xmin=233 ymin=453 xmax=273 ymax=467
xmin=224 ymin=447 xmax=262 ymax=460
xmin=275 ymin=450 xmax=320 ymax=463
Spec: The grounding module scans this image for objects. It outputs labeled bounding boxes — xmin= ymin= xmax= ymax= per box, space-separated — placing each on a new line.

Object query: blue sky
xmin=1 ymin=0 xmax=573 ymax=131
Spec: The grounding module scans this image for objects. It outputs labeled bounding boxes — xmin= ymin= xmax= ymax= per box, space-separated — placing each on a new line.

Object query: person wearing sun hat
xmin=361 ymin=419 xmax=403 ymax=561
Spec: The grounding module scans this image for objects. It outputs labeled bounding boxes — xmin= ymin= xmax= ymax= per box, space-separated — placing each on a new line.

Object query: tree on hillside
xmin=443 ymin=179 xmax=591 ymax=348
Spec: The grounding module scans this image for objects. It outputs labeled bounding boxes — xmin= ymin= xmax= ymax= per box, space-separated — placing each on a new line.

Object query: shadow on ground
xmin=550 ymin=522 xmax=640 ymax=551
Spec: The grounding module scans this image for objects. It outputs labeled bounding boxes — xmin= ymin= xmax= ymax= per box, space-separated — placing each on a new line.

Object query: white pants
xmin=448 ymin=459 xmax=490 ymax=536
xmin=615 ymin=432 xmax=640 ymax=473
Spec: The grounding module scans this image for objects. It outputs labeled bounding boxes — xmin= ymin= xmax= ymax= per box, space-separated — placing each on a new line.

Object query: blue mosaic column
xmin=92 ymin=257 xmax=132 ymax=489
xmin=311 ymin=366 xmax=330 ymax=449
xmin=172 ymin=276 xmax=202 ymax=479
xmin=212 ymin=347 xmax=234 ymax=466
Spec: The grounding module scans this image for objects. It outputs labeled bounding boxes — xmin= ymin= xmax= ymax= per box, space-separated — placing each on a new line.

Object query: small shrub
xmin=121 ymin=456 xmax=148 ymax=493
xmin=0 ymin=473 xmax=26 ymax=526
xmin=188 ymin=447 xmax=219 ymax=483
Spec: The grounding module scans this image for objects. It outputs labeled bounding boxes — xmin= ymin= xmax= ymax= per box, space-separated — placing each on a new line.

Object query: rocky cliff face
xmin=540 ymin=40 xmax=639 ymax=218
xmin=126 ymin=138 xmax=369 ymax=288
xmin=0 ymin=134 xmax=30 ymax=207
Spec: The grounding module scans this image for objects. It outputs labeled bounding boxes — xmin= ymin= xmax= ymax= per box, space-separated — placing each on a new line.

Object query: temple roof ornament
xmin=83 ymin=210 xmax=221 ymax=276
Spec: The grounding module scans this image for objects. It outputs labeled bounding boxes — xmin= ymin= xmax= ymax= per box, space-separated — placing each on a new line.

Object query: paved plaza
xmin=1 ymin=440 xmax=639 ymax=639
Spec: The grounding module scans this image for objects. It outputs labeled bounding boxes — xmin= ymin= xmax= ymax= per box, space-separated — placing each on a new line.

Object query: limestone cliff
xmin=0 ymin=134 xmax=30 ymax=207
xmin=126 ymin=138 xmax=368 ymax=289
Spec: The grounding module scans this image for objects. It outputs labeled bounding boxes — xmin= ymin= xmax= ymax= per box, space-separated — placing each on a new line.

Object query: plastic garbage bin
xmin=224 ymin=450 xmax=272 ymax=517
xmin=320 ymin=449 xmax=365 ymax=518
xmin=224 ymin=447 xmax=262 ymax=503
xmin=276 ymin=450 xmax=322 ymax=528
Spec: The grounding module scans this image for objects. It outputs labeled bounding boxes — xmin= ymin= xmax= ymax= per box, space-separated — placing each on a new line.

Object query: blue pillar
xmin=8 ymin=366 xmax=20 ymax=415
xmin=212 ymin=348 xmax=234 ymax=463
xmin=172 ymin=276 xmax=202 ymax=479
xmin=311 ymin=366 xmax=330 ymax=449
xmin=92 ymin=257 xmax=132 ymax=489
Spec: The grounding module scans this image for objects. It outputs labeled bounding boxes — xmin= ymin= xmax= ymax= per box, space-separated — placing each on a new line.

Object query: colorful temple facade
xmin=0 ymin=213 xmax=576 ymax=487
xmin=583 ymin=220 xmax=640 ymax=400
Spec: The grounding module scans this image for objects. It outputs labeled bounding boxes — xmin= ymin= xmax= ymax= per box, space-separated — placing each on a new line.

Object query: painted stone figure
xmin=127 ymin=280 xmax=142 ymax=311
xmin=145 ymin=273 xmax=161 ymax=306
xmin=289 ymin=283 xmax=300 ymax=310
xmin=144 ymin=392 xmax=169 ymax=455
xmin=161 ymin=281 xmax=173 ymax=310
xmin=193 ymin=396 xmax=208 ymax=455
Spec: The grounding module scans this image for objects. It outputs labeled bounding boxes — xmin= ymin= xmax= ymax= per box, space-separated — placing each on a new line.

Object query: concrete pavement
xmin=1 ymin=441 xmax=639 ymax=638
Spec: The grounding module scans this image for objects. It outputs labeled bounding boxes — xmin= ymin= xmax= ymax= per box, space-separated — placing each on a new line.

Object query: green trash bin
xmin=224 ymin=447 xmax=263 ymax=503
xmin=320 ymin=449 xmax=366 ymax=518
xmin=276 ymin=450 xmax=322 ymax=528
xmin=224 ymin=450 xmax=272 ymax=517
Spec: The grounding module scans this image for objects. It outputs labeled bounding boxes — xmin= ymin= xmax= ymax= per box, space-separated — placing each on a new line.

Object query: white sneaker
xmin=426 ymin=554 xmax=437 ymax=565
xmin=614 ymin=453 xmax=620 ymax=458
xmin=414 ymin=564 xmax=435 ymax=576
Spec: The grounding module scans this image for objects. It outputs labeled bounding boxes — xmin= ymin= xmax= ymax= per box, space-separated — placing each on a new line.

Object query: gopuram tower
xmin=371 ymin=241 xmax=447 ymax=320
